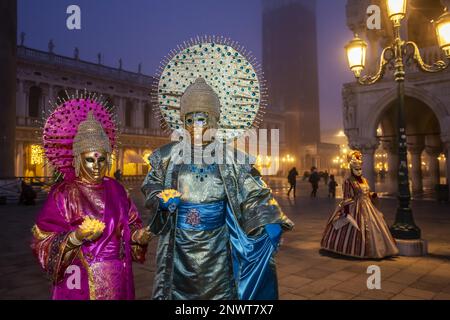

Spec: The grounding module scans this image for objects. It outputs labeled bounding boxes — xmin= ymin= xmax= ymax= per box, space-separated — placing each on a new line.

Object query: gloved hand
xmin=264 ymin=223 xmax=282 ymax=249
xmin=157 ymin=189 xmax=182 ymax=213
xmin=132 ymin=226 xmax=152 ymax=245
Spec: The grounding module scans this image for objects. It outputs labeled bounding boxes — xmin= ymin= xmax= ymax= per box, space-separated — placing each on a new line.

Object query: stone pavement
xmin=1 ymin=179 xmax=450 ymax=300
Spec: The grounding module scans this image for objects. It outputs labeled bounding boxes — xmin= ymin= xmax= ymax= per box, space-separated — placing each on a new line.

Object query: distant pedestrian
xmin=19 ymin=180 xmax=36 ymax=205
xmin=323 ymin=170 xmax=329 ymax=185
xmin=287 ymin=167 xmax=299 ymax=197
xmin=302 ymin=171 xmax=309 ymax=181
xmin=328 ymin=175 xmax=338 ymax=198
xmin=309 ymin=167 xmax=320 ymax=198
xmin=114 ymin=169 xmax=122 ymax=181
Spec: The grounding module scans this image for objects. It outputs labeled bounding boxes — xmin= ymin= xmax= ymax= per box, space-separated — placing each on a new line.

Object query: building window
xmin=28 ymin=86 xmax=42 ymax=118
xmin=125 ymin=101 xmax=133 ymax=127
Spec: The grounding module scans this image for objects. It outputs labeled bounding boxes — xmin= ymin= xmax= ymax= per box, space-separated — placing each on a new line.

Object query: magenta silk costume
xmin=31 ymin=96 xmax=147 ymax=300
xmin=32 ymin=177 xmax=146 ymax=299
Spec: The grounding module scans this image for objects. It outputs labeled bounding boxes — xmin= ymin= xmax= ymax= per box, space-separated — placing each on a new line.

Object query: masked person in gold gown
xmin=321 ymin=151 xmax=399 ymax=259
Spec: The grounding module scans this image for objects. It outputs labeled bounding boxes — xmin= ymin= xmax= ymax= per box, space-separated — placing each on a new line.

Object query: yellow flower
xmin=157 ymin=189 xmax=182 ymax=203
xmin=79 ymin=216 xmax=105 ymax=235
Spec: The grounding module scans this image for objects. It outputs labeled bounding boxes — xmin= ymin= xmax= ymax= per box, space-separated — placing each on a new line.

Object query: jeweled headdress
xmin=43 ymin=91 xmax=117 ymax=180
xmin=72 ymin=111 xmax=113 ymax=176
xmin=153 ymin=35 xmax=266 ymax=141
xmin=347 ymin=150 xmax=363 ymax=169
xmin=180 ymin=77 xmax=220 ymax=122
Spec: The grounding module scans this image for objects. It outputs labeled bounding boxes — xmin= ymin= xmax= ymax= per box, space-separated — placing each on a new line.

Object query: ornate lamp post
xmin=345 ymin=1 xmax=450 ymax=244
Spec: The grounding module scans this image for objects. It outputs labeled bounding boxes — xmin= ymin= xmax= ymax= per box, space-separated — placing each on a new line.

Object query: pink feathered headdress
xmin=43 ymin=92 xmax=117 ymax=180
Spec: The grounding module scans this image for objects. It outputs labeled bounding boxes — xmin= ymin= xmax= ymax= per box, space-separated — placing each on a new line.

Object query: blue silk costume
xmin=142 ymin=141 xmax=294 ymax=300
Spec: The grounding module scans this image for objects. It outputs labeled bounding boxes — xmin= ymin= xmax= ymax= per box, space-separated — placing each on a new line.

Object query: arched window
xmin=144 ymin=103 xmax=151 ymax=128
xmin=28 ymin=86 xmax=42 ymax=118
xmin=125 ymin=100 xmax=133 ymax=127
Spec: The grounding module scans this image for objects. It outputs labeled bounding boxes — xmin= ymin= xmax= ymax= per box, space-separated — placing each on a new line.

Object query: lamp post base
xmin=390 ymin=207 xmax=421 ymax=239
xmin=395 ymin=238 xmax=428 ymax=256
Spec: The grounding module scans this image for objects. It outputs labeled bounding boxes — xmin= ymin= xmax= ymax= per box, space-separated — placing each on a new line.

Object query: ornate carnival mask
xmin=347 ymin=150 xmax=363 ymax=177
xmin=180 ymin=78 xmax=220 ymax=145
xmin=79 ymin=150 xmax=109 ymax=183
xmin=73 ymin=111 xmax=112 ymax=182
xmin=184 ymin=111 xmax=212 ymax=145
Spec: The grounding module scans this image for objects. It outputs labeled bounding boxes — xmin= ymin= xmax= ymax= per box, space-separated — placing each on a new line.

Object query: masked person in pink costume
xmin=31 ymin=96 xmax=151 ymax=300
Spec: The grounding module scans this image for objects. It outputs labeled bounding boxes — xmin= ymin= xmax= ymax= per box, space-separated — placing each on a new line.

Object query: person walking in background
xmin=287 ymin=167 xmax=299 ymax=197
xmin=328 ymin=175 xmax=338 ymax=198
xmin=309 ymin=167 xmax=320 ymax=198
xmin=323 ymin=170 xmax=329 ymax=185
xmin=19 ymin=180 xmax=36 ymax=205
xmin=114 ymin=169 xmax=122 ymax=181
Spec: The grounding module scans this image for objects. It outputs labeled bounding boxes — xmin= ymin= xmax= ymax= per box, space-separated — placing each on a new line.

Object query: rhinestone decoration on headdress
xmin=43 ymin=90 xmax=117 ymax=180
xmin=73 ymin=111 xmax=112 ymax=156
xmin=152 ymin=35 xmax=267 ymax=141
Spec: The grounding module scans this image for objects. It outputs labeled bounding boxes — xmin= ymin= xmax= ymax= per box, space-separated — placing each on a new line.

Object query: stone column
xmin=360 ymin=142 xmax=378 ymax=191
xmin=445 ymin=141 xmax=450 ymax=186
xmin=41 ymin=85 xmax=49 ymax=116
xmin=409 ymin=148 xmax=424 ymax=194
xmin=408 ymin=136 xmax=425 ymax=194
xmin=137 ymin=148 xmax=143 ymax=175
xmin=48 ymin=85 xmax=54 ymax=111
xmin=118 ymin=148 xmax=124 ymax=173
xmin=15 ymin=141 xmax=24 ymax=177
xmin=384 ymin=140 xmax=398 ymax=194
xmin=426 ymin=146 xmax=442 ymax=187
xmin=16 ymin=80 xmax=27 ymax=117
xmin=135 ymin=100 xmax=145 ymax=128
xmin=0 ymin=0 xmax=17 ymax=177
xmin=117 ymin=97 xmax=125 ymax=128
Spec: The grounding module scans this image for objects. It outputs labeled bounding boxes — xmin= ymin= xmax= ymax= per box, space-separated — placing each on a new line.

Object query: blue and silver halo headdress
xmin=152 ymin=35 xmax=267 ymax=141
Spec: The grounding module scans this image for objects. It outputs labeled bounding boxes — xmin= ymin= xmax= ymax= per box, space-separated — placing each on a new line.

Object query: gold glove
xmin=132 ymin=226 xmax=152 ymax=245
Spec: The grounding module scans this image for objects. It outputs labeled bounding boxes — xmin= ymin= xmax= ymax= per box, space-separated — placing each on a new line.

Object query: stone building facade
xmin=344 ymin=0 xmax=450 ymax=196
xmin=15 ymin=44 xmax=169 ymax=179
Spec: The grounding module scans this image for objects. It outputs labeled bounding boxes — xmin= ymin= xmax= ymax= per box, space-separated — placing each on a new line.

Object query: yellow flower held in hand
xmin=80 ymin=216 xmax=106 ymax=235
xmin=157 ymin=189 xmax=182 ymax=203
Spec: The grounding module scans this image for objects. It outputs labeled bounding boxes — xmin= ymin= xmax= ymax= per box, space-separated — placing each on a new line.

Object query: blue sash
xmin=177 ymin=201 xmax=226 ymax=231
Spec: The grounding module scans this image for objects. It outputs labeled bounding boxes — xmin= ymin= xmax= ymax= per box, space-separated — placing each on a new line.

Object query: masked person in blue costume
xmin=142 ymin=40 xmax=294 ymax=300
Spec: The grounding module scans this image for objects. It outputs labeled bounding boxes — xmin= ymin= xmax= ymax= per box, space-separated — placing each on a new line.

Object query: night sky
xmin=18 ymin=0 xmax=354 ymax=138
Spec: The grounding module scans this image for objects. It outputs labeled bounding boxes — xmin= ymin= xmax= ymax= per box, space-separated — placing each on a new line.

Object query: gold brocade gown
xmin=321 ymin=176 xmax=399 ymax=259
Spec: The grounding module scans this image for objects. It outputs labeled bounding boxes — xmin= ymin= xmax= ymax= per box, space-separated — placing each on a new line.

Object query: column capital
xmin=407 ymin=144 xmax=425 ymax=155
xmin=441 ymin=132 xmax=450 ymax=149
xmin=350 ymin=138 xmax=379 ymax=154
xmin=425 ymin=145 xmax=443 ymax=157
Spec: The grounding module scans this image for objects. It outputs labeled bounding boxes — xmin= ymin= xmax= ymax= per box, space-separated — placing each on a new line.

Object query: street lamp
xmin=345 ymin=1 xmax=450 ymax=241
xmin=345 ymin=34 xmax=367 ymax=78
xmin=435 ymin=8 xmax=450 ymax=58
xmin=386 ymin=0 xmax=407 ymax=26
